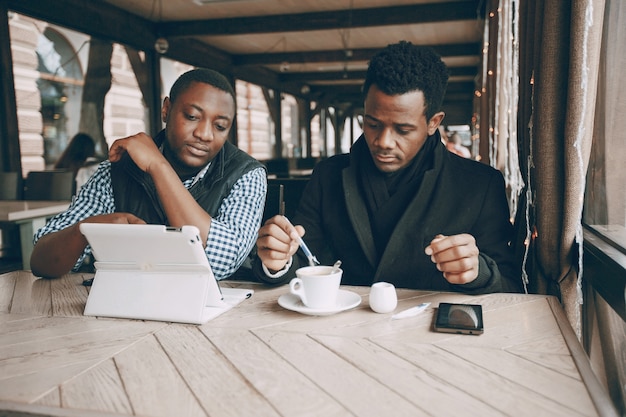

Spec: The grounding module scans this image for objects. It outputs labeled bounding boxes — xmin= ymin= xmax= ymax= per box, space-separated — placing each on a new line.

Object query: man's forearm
xmin=30 ymin=224 xmax=88 ymax=278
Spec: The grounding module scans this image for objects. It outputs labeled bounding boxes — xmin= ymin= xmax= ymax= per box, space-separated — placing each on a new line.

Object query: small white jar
xmin=369 ymin=282 xmax=398 ymax=313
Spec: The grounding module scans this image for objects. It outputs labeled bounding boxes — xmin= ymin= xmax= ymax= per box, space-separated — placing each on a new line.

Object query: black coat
xmin=255 ymin=136 xmax=522 ymax=294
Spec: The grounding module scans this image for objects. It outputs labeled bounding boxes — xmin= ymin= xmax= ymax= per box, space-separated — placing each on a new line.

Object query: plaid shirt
xmin=34 ymin=161 xmax=267 ymax=280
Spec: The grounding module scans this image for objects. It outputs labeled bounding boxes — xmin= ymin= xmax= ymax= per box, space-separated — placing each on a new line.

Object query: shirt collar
xmin=158 ymin=141 xmax=212 ymax=187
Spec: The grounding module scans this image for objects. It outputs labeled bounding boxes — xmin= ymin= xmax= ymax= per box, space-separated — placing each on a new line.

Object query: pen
xmin=283 ymin=216 xmax=320 ymax=266
xmin=391 ymin=302 xmax=431 ymax=320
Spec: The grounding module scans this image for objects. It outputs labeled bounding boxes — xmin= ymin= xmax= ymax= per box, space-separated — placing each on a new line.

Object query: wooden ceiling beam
xmin=3 ymin=0 xmax=480 ymax=113
xmin=5 ymin=0 xmax=154 ymax=52
xmin=161 ymin=1 xmax=485 ymax=36
xmin=307 ymin=90 xmax=473 ymax=111
xmin=280 ymin=66 xmax=478 ymax=83
xmin=234 ymin=43 xmax=481 ymax=66
xmin=309 ymin=79 xmax=475 ymax=95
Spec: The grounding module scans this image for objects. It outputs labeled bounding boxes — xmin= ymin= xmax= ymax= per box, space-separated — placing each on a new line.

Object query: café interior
xmin=0 ymin=0 xmax=624 ymax=415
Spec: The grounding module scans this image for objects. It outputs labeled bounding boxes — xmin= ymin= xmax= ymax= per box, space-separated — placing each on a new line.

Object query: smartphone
xmin=434 ymin=302 xmax=484 ymax=335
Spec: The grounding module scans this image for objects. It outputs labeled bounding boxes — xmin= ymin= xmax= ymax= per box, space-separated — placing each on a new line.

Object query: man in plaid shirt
xmin=31 ymin=68 xmax=266 ymax=280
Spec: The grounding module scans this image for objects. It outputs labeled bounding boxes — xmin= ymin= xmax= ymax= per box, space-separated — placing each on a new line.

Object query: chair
xmin=263 ymin=158 xmax=290 ymax=178
xmin=0 ymin=172 xmax=23 ymax=200
xmin=0 ymin=172 xmax=24 ymax=271
xmin=24 ymin=170 xmax=75 ymax=201
xmin=267 ymin=177 xmax=309 ymax=220
xmin=295 ymin=157 xmax=320 ymax=170
xmin=263 ymin=183 xmax=284 ymax=224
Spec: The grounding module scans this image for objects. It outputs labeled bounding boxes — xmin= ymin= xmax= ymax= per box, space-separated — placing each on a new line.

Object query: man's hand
xmin=425 ymin=234 xmax=480 ymax=285
xmin=108 ymin=132 xmax=167 ymax=174
xmin=256 ymin=215 xmax=304 ymax=272
xmin=81 ymin=212 xmax=146 ymax=226
xmin=30 ymin=213 xmax=146 ymax=279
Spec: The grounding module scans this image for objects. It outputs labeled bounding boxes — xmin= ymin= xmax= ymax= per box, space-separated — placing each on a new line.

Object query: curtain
xmin=482 ymin=0 xmax=528 ymax=291
xmin=490 ymin=0 xmax=523 ymax=215
xmin=517 ymin=0 xmax=605 ymax=335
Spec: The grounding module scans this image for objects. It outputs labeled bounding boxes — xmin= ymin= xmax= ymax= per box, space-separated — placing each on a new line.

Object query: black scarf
xmin=353 ymin=132 xmax=439 ymax=257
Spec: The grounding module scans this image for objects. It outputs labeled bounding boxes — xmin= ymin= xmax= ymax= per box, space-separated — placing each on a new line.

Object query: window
xmin=583 ymin=0 xmax=626 ymax=251
xmin=36 ymin=27 xmax=84 ymax=166
xmin=10 ymin=13 xmax=148 ymax=174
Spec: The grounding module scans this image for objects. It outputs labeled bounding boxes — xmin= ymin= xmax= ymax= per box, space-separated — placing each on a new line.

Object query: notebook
xmin=80 ymin=223 xmax=253 ymax=324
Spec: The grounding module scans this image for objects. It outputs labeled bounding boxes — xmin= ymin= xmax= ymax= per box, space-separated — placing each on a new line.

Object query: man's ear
xmin=161 ymin=97 xmax=170 ymax=123
xmin=427 ymin=112 xmax=445 ymax=136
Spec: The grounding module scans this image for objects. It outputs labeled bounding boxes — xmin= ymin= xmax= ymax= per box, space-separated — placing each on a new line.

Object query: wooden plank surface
xmin=0 ymin=271 xmax=617 ymax=417
xmin=254 ymin=329 xmax=424 ymax=417
xmin=9 ymin=271 xmax=51 ymax=315
xmin=59 ymin=358 xmax=133 ymax=414
xmin=50 ymin=272 xmax=89 ymax=316
xmin=314 ymin=333 xmax=499 ymax=417
xmin=157 ymin=325 xmax=280 ymax=417
xmin=204 ymin=327 xmax=349 ymax=417
xmin=0 ymin=317 xmax=164 ymax=404
xmin=113 ymin=335 xmax=207 ymax=417
xmin=374 ymin=341 xmax=588 ymax=417
xmin=0 ymin=272 xmax=16 ymax=313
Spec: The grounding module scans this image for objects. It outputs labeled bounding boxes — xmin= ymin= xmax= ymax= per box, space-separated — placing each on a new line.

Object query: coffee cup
xmin=289 ymin=265 xmax=343 ymax=309
xmin=369 ymin=282 xmax=397 ymax=313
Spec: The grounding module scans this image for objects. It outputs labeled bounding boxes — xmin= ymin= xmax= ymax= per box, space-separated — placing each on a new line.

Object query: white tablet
xmin=79 ymin=223 xmax=209 ymax=271
xmin=79 ymin=223 xmax=252 ymax=324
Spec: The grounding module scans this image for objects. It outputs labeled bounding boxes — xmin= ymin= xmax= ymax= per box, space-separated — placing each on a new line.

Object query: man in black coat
xmin=254 ymin=41 xmax=522 ymax=294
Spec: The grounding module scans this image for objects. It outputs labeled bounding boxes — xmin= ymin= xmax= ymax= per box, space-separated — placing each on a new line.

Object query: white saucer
xmin=278 ymin=290 xmax=362 ymax=316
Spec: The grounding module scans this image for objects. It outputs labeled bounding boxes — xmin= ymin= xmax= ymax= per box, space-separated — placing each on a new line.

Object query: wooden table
xmin=0 ymin=271 xmax=618 ymax=417
xmin=0 ymin=200 xmax=70 ymax=270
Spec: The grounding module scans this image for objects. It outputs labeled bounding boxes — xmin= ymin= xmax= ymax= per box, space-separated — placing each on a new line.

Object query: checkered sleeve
xmin=33 ymin=161 xmax=115 ymax=270
xmin=205 ymin=167 xmax=267 ymax=280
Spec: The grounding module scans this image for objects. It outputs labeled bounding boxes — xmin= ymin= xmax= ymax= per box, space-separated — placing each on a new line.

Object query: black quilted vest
xmin=111 ymin=131 xmax=263 ymax=224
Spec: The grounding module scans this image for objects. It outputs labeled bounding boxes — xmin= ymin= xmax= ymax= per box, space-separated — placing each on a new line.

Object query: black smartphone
xmin=434 ymin=302 xmax=484 ymax=335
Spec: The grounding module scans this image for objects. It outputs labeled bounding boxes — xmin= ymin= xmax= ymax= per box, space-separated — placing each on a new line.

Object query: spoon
xmin=331 ymin=260 xmax=342 ymax=273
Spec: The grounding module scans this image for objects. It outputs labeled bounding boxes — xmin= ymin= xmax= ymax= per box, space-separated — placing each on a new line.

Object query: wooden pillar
xmin=350 ymin=112 xmax=355 ymax=145
xmin=263 ymin=87 xmax=282 ymax=158
xmin=320 ymin=107 xmax=327 ymax=158
xmin=225 ymin=73 xmax=238 ymax=146
xmin=0 ymin=6 xmax=22 ymax=173
xmin=125 ymin=46 xmax=161 ymax=137
xmin=79 ymin=38 xmax=113 ymax=157
xmin=297 ymin=97 xmax=312 ymax=157
xmin=146 ymin=50 xmax=162 ymax=137
xmin=274 ymin=92 xmax=282 ymax=158
xmin=333 ymin=109 xmax=343 ymax=155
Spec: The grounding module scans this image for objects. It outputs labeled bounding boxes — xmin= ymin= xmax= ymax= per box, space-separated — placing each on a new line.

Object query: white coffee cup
xmin=369 ymin=282 xmax=398 ymax=313
xmin=289 ymin=265 xmax=343 ymax=309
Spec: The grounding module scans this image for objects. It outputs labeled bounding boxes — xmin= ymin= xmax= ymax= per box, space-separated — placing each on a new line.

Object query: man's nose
xmin=195 ymin=120 xmax=213 ymax=141
xmin=376 ymin=129 xmax=395 ymax=148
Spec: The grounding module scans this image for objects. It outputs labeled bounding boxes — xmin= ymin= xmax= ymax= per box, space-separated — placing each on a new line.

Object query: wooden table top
xmin=0 ymin=271 xmax=617 ymax=417
xmin=0 ymin=200 xmax=70 ymax=222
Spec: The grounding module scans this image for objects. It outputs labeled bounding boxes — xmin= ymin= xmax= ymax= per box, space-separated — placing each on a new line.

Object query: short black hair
xmin=169 ymin=68 xmax=236 ymax=103
xmin=363 ymin=41 xmax=449 ymax=120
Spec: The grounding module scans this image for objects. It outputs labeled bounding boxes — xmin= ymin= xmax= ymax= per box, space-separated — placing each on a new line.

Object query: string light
xmin=153 ymin=0 xmax=168 ymax=54
xmin=155 ymin=37 xmax=168 ymax=54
